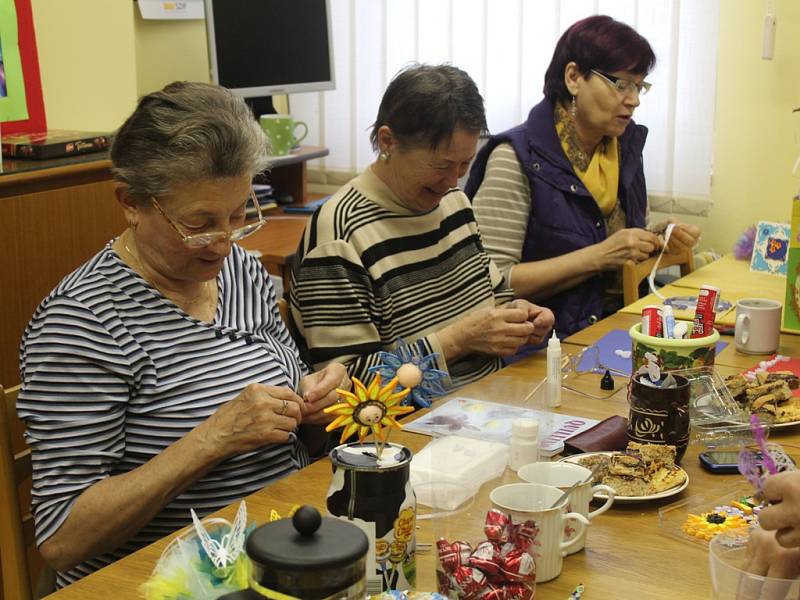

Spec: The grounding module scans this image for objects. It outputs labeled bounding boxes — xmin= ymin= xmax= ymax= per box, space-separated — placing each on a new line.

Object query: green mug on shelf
xmin=259 ymin=114 xmax=308 ymax=157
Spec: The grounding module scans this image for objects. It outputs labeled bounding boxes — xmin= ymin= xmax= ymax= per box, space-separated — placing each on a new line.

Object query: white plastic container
xmin=508 ymin=418 xmax=539 ymax=472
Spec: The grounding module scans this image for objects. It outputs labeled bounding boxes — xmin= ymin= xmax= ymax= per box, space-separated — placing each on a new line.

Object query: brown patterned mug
xmin=627 ymin=373 xmax=690 ymax=463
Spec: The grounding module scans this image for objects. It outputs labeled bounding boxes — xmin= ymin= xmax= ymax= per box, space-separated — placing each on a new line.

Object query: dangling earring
xmin=379 ymin=150 xmax=390 ymax=162
xmin=571 ymin=95 xmax=577 ymax=119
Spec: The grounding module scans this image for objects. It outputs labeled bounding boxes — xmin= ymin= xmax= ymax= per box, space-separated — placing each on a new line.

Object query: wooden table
xmin=44 ymin=253 xmax=800 ymax=599
xmin=46 ymin=344 xmax=791 ymax=600
xmin=621 ymin=254 xmax=788 ymax=328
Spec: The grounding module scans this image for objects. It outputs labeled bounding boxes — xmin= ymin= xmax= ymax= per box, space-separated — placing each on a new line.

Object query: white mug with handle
xmin=734 ymin=298 xmax=782 ymax=355
xmin=490 ymin=482 xmax=589 ymax=582
xmin=517 ymin=461 xmax=614 ymax=553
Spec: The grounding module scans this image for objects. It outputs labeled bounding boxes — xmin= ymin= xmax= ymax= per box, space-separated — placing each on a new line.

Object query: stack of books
xmin=251 ymin=184 xmax=279 ymax=215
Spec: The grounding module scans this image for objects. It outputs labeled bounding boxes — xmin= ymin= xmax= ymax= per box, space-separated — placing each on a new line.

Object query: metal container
xmin=327 ymin=442 xmax=416 ymax=594
xmin=218 ymin=505 xmax=368 ymax=600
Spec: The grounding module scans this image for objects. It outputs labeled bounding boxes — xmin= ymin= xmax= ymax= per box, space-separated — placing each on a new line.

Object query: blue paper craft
xmin=282 ymin=195 xmax=331 ymax=214
xmin=576 ymin=329 xmax=729 ymax=377
xmin=750 ymin=221 xmax=790 ymax=275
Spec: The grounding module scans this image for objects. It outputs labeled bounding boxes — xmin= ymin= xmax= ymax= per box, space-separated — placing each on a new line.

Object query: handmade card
xmin=751 ymin=220 xmax=791 ymax=275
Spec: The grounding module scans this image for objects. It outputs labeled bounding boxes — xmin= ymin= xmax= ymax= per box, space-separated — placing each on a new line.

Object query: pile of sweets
xmin=576 ymin=442 xmax=686 ymax=496
xmin=725 ymin=371 xmax=800 ymax=424
xmin=682 ymin=496 xmax=762 ymax=541
xmin=436 ymin=509 xmax=538 ymax=600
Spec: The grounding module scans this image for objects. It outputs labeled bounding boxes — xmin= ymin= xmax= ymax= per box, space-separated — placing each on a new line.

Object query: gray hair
xmin=370 ymin=63 xmax=487 ymax=151
xmin=111 ymin=81 xmax=269 ymax=203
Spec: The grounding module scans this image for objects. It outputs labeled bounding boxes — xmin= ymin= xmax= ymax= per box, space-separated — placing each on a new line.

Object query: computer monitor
xmin=204 ymin=0 xmax=335 ymax=114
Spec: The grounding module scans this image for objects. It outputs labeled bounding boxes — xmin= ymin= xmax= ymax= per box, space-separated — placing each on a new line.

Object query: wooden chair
xmin=622 ymin=247 xmax=695 ymax=306
xmin=277 ymin=297 xmax=293 ymax=331
xmin=0 ymin=384 xmax=34 ymax=600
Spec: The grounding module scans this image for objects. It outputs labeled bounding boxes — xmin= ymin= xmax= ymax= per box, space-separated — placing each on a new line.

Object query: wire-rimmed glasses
xmin=151 ymin=188 xmax=266 ymax=248
xmin=590 ymin=69 xmax=652 ymax=96
xmin=561 ymin=345 xmax=629 ymax=379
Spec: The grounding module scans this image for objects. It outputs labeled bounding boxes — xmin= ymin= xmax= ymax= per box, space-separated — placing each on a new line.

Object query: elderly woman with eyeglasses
xmin=465 ymin=15 xmax=701 ymax=338
xmin=16 ymin=81 xmax=346 ymax=588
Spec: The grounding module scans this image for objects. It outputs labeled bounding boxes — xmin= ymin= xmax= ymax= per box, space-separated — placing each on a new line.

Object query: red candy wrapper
xmin=438 ymin=540 xmax=473 ymax=571
xmin=438 ymin=509 xmax=538 ymax=599
xmin=484 ymin=509 xmax=511 ymax=544
xmin=450 ymin=566 xmax=488 ymax=600
xmin=470 ymin=541 xmax=501 ymax=576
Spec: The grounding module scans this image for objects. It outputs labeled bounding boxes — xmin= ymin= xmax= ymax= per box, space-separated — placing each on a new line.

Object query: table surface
xmin=45 ymin=257 xmax=800 ymax=599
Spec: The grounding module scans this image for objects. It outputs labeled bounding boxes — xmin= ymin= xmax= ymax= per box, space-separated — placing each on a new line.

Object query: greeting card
xmin=750 ymin=220 xmax=790 ymax=275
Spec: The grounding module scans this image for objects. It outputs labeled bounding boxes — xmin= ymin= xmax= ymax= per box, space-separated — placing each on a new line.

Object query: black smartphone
xmin=698 ymin=450 xmax=747 ymax=474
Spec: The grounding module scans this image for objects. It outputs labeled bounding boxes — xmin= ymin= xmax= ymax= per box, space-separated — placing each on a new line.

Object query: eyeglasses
xmin=562 ymin=345 xmax=629 ymax=379
xmin=151 ymin=189 xmax=265 ymax=248
xmin=591 ymin=69 xmax=652 ymax=96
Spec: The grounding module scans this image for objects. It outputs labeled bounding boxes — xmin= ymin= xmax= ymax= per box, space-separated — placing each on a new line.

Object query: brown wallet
xmin=563 ymin=415 xmax=629 ymax=454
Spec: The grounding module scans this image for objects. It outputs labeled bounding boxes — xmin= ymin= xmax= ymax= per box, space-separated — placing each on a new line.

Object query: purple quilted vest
xmin=465 ymin=97 xmax=648 ymax=337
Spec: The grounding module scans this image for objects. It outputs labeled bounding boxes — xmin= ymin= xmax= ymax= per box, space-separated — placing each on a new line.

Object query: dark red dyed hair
xmin=543 ymin=15 xmax=656 ymax=104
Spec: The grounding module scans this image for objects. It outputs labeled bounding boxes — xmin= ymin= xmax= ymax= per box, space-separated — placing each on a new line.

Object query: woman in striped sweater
xmin=17 ymin=82 xmax=347 ymax=587
xmin=289 ymin=64 xmax=554 ymax=395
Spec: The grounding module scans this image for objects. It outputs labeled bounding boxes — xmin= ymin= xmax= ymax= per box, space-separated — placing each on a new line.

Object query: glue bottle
xmin=509 ymin=418 xmax=539 ymax=472
xmin=546 ymin=331 xmax=562 ymax=408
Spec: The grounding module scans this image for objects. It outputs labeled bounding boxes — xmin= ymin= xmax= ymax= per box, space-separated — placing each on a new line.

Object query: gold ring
xmin=280 ymin=399 xmax=288 ymax=415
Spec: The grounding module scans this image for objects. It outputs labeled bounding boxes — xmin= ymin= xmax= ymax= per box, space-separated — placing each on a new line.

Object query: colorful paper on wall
xmin=750 ymin=220 xmax=790 ymax=275
xmin=0 ymin=0 xmax=28 ymax=122
xmin=783 ymin=198 xmax=800 ymax=332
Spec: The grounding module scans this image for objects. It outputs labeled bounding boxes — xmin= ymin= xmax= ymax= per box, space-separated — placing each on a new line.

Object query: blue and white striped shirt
xmin=18 ymin=242 xmax=308 ymax=587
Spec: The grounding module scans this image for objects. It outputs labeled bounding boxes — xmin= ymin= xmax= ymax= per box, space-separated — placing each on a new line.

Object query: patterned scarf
xmin=554 ymin=103 xmax=619 ymax=217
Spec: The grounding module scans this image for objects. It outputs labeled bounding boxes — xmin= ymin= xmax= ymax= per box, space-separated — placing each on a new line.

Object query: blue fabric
xmin=465 ymin=97 xmax=649 ymax=337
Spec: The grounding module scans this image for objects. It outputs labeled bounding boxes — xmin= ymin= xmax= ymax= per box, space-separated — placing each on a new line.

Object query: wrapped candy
xmin=437 ymin=510 xmax=537 ymax=600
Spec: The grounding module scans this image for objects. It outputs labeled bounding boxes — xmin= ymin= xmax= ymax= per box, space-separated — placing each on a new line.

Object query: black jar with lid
xmin=217 ymin=505 xmax=369 ymax=600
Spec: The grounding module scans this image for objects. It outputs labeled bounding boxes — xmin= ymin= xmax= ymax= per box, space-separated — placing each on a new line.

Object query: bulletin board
xmin=0 ymin=0 xmax=45 ymax=133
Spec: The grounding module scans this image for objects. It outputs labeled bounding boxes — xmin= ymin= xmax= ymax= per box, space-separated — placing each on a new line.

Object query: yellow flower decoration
xmin=324 ymin=374 xmax=414 ymax=444
xmin=682 ymin=511 xmax=750 ymax=541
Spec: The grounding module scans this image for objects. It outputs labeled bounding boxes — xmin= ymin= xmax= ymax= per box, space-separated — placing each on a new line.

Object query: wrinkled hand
xmin=653 ymin=219 xmax=701 ymax=256
xmin=201 ymin=383 xmax=303 ymax=458
xmin=759 ymin=471 xmax=800 ymax=548
xmin=597 ymin=227 xmax=661 ymax=268
xmin=447 ymin=305 xmax=536 ymax=358
xmin=299 ymin=362 xmax=351 ymax=425
xmin=506 ymin=299 xmax=555 ymax=345
xmin=742 ymin=527 xmax=800 ymax=598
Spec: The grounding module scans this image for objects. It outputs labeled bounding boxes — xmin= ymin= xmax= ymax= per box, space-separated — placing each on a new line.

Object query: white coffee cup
xmin=489 ymin=482 xmax=589 ymax=582
xmin=734 ymin=298 xmax=782 ymax=355
xmin=517 ymin=462 xmax=614 ymax=554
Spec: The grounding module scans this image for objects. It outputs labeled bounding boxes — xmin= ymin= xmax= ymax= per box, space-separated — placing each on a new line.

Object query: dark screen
xmin=209 ymin=0 xmax=332 ymax=92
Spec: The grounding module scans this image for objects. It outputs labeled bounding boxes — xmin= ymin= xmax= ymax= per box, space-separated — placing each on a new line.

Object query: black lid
xmin=246 ymin=506 xmax=368 ymax=572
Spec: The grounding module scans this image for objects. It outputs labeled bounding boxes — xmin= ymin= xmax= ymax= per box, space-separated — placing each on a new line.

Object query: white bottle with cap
xmin=508 ymin=418 xmax=539 ymax=472
xmin=546 ymin=331 xmax=562 ymax=408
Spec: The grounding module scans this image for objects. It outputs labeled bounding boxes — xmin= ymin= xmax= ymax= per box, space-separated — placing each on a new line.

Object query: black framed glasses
xmin=591 ymin=69 xmax=652 ymax=96
xmin=151 ymin=189 xmax=265 ymax=249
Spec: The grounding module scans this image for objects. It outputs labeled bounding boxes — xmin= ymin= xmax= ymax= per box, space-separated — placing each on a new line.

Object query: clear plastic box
xmin=670 ymin=366 xmax=754 ymax=448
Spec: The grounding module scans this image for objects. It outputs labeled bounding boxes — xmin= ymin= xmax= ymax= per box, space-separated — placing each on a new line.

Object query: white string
xmin=647 ymin=222 xmax=676 ymax=300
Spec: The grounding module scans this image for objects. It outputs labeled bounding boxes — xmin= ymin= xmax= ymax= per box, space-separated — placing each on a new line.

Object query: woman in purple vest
xmin=464 ymin=15 xmax=700 ymax=337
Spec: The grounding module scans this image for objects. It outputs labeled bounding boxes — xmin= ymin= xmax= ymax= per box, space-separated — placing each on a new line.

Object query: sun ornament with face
xmin=324 ymin=374 xmax=415 ymax=444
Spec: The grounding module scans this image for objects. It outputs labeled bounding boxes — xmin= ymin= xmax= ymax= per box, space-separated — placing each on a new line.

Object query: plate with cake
xmin=724 ymin=371 xmax=800 ymax=428
xmin=559 ymin=442 xmax=689 ymax=503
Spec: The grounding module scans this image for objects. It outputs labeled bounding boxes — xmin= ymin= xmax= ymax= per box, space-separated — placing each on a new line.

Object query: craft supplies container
xmin=217 ymin=506 xmax=368 ymax=599
xmin=627 ymin=373 xmax=691 ymax=462
xmin=629 ymin=322 xmax=719 ymax=373
xmin=508 ymin=418 xmax=539 ymax=472
xmin=327 ymin=442 xmax=416 ymax=593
